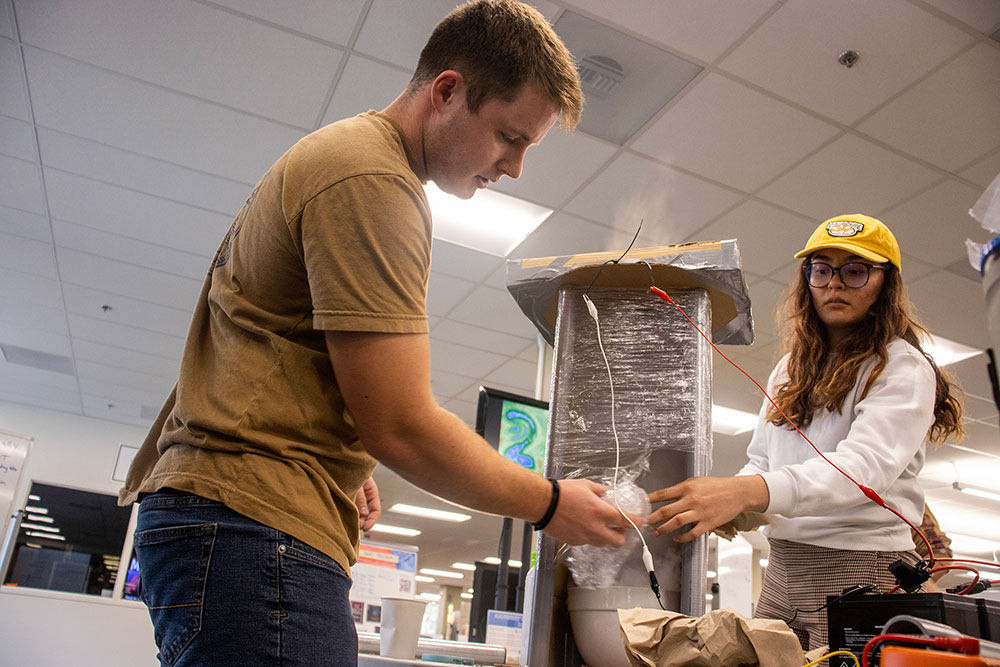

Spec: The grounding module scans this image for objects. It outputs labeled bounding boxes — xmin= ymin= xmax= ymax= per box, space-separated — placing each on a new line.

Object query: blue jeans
xmin=134 ymin=489 xmax=358 ymax=666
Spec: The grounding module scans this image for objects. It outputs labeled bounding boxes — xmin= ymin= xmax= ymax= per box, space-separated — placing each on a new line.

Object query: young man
xmin=120 ymin=1 xmax=628 ymax=664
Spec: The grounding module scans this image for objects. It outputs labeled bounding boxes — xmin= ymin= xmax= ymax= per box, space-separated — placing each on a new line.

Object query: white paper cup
xmin=379 ymin=596 xmax=427 ymax=659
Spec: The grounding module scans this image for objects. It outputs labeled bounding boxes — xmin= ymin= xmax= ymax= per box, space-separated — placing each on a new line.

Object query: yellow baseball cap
xmin=794 ymin=214 xmax=901 ymax=272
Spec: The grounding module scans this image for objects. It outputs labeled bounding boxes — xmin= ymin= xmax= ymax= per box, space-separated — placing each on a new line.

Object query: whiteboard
xmin=0 ymin=430 xmax=32 ymax=531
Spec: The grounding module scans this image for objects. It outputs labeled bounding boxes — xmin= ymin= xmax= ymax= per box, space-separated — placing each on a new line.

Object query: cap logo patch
xmin=826 ymin=220 xmax=864 ymax=237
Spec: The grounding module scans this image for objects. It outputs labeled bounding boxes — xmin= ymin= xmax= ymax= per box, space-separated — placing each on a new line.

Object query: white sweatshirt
xmin=737 ymin=338 xmax=936 ymax=551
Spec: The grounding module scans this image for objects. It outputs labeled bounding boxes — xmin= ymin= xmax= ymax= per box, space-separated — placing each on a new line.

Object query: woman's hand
xmin=647 ymin=475 xmax=769 ymax=543
xmin=355 ymin=477 xmax=382 ymax=532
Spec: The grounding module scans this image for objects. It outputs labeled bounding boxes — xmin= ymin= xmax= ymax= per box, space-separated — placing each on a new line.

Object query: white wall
xmin=0 ymin=400 xmax=159 ymax=666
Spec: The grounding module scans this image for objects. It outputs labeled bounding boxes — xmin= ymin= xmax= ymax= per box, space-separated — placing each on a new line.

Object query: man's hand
xmin=648 ymin=475 xmax=769 ymax=543
xmin=542 ymin=478 xmax=631 ymax=547
xmin=355 ymin=477 xmax=381 ymax=532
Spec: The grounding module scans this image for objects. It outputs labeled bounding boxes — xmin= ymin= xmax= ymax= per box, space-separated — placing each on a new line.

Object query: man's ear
xmin=429 ymin=70 xmax=463 ymax=112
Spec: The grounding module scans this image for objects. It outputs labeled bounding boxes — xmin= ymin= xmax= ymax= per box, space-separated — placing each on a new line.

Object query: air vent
xmin=578 ymin=55 xmax=626 ymax=99
xmin=0 ymin=343 xmax=76 ymax=375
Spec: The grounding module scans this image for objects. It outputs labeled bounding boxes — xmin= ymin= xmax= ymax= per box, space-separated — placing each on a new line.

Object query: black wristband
xmin=531 ymin=478 xmax=560 ymax=531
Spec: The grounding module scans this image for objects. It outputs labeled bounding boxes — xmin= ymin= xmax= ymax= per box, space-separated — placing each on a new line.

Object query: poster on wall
xmin=0 ymin=430 xmax=32 ymax=536
xmin=350 ymin=540 xmax=418 ymax=634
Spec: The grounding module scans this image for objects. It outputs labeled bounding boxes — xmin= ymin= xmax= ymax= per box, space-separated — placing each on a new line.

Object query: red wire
xmin=862 ymin=634 xmax=981 ymax=667
xmin=649 ymin=285 xmax=936 ymax=561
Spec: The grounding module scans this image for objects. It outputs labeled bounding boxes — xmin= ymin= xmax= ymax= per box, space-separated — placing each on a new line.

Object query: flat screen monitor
xmin=475 ymin=386 xmax=549 ymax=475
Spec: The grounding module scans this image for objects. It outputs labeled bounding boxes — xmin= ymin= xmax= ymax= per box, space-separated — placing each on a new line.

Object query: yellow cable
xmin=803 ymin=650 xmax=860 ymax=667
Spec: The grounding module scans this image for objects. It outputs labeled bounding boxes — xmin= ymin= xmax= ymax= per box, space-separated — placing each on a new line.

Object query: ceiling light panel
xmin=389 ymin=503 xmax=471 ymax=523
xmin=553 ymin=11 xmax=702 ymax=146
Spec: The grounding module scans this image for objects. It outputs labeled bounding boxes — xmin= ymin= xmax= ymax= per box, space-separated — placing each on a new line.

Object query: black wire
xmin=787 ymin=584 xmax=875 ymax=624
xmin=582 ymin=218 xmax=644 ymax=297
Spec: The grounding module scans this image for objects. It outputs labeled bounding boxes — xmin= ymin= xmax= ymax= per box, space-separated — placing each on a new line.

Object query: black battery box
xmin=826 ymin=592 xmax=984 ymax=667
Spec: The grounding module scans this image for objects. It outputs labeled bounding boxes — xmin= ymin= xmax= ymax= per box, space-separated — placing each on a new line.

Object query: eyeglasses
xmin=804 ymin=261 xmax=884 ymax=288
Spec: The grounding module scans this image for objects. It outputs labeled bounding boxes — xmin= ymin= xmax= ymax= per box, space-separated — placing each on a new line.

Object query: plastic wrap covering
xmin=548 ymin=282 xmax=713 ymax=608
xmin=567 ymin=476 xmax=651 ymax=588
xmin=506 ymin=240 xmax=753 ymax=347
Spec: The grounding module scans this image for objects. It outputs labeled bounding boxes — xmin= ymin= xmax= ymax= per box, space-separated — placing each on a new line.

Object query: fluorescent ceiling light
xmin=953 ymin=482 xmax=1000 ymax=503
xmin=451 ymin=562 xmax=477 ymax=571
xmin=24 ymin=506 xmax=48 ymax=514
xmin=425 ymin=182 xmax=552 ymax=257
xmin=921 ymin=335 xmax=980 ymax=366
xmin=483 ymin=557 xmax=522 ymax=567
xmin=948 ymin=533 xmax=1000 ymax=554
xmin=461 ymin=592 xmax=474 ymax=599
xmin=25 ymin=531 xmax=65 ymax=541
xmin=414 ymin=575 xmax=435 ymax=583
xmin=21 ymin=523 xmax=60 ymax=533
xmin=28 ymin=494 xmax=40 ymax=501
xmin=389 ymin=503 xmax=471 ymax=523
xmin=711 ymin=404 xmax=757 ymax=436
xmin=419 ymin=568 xmax=465 ymax=580
xmin=27 ymin=514 xmax=53 ymax=523
xmin=368 ymin=523 xmax=421 ymax=537
xmin=418 ymin=592 xmax=442 ymax=601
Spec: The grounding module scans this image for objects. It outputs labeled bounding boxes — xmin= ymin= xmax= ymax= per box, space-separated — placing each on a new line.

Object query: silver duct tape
xmin=357 ymin=632 xmax=507 ymax=664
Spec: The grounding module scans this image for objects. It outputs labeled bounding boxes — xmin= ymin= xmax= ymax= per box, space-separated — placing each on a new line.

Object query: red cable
xmin=649 ymin=286 xmax=935 ymax=560
xmin=862 ymin=634 xmax=981 ymax=667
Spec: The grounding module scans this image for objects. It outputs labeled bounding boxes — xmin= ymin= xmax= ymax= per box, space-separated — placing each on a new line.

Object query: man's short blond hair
xmin=409 ymin=0 xmax=583 ymax=131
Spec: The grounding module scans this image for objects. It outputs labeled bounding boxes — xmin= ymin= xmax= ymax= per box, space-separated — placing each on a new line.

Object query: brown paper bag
xmin=618 ymin=607 xmax=810 ymax=667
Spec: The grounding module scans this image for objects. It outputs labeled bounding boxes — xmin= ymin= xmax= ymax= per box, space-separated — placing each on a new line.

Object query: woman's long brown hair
xmin=766 ymin=261 xmax=964 ymax=444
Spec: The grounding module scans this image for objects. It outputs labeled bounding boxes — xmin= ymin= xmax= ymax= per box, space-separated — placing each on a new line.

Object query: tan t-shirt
xmin=119 ymin=111 xmax=431 ymax=574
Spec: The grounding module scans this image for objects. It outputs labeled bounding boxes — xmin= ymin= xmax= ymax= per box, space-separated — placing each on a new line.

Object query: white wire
xmin=583 ymin=294 xmax=648 ymax=549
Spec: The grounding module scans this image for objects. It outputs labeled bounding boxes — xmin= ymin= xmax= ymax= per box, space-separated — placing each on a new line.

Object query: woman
xmin=647 ymin=213 xmax=964 ymax=650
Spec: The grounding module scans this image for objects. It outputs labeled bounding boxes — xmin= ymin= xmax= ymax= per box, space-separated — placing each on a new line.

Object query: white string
xmin=583 ymin=293 xmax=648 ymax=549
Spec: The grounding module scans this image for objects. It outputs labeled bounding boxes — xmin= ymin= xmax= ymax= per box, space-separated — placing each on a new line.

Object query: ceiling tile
xmin=858 ymin=44 xmax=1000 ymax=172
xmin=23 ymin=48 xmax=305 ymax=184
xmin=429 ymin=367 xmax=478 ymax=401
xmin=61 ymin=283 xmax=193 ymax=339
xmin=15 ymin=0 xmax=343 ymax=128
xmin=68 ymin=314 xmax=185 ymax=359
xmin=204 ymin=0 xmax=368 ymax=45
xmin=0 ymin=115 xmax=37 ymax=162
xmin=321 ymin=55 xmax=412 ymax=127
xmin=428 ymin=338 xmax=506 ymax=380
xmin=73 ymin=339 xmax=180 ymax=379
xmin=56 ymin=248 xmax=203 ymax=311
xmin=0 ymin=361 xmax=78 ymax=393
xmin=44 ymin=169 xmax=230 ymax=258
xmin=755 ymin=133 xmax=942 ymax=220
xmin=510 ymin=212 xmax=632 ymax=260
xmin=559 ymin=0 xmax=775 ymax=63
xmin=0 ymin=267 xmax=63 ymax=308
xmin=448 ymin=285 xmax=539 ymax=339
xmin=441 ymin=396 xmax=478 ymax=428
xmin=431 ymin=319 xmax=534 ymax=357
xmin=0 ymin=383 xmax=81 ymax=414
xmin=553 ymin=10 xmax=702 ymax=146
xmin=494 ymin=128 xmax=618 ymax=208
xmin=353 ymin=0 xmax=458 ymax=70
xmin=881 ymin=178 xmax=987 ymax=268
xmin=565 ymin=152 xmax=744 ymax=240
xmin=745 ymin=276 xmax=788 ymax=338
xmin=0 ymin=298 xmax=65 ymax=334
xmin=632 ymin=74 xmax=841 ymax=193
xmin=0 ymin=205 xmax=51 ymax=243
xmin=430 ymin=239 xmax=504 ymax=284
xmin=960 ymin=149 xmax=1000 ymax=190
xmin=76 ymin=359 xmax=176 ymax=395
xmin=0 ymin=154 xmax=45 ymax=215
xmin=37 ymin=129 xmax=249 ymax=216
xmin=426 ymin=272 xmax=475 ymax=318
xmin=908 ymin=269 xmax=990 ymax=349
xmin=0 ymin=232 xmax=56 ymax=280
xmin=77 ymin=375 xmax=172 ymax=409
xmin=53 ymin=219 xmax=212 ymax=281
xmin=0 ymin=322 xmax=72 ymax=356
xmin=693 ymin=200 xmax=817 ymax=277
xmin=481 ymin=358 xmax=537 ymax=397
xmin=919 ymin=0 xmax=1000 ymax=32
xmin=720 ymin=0 xmax=973 ymax=125
xmin=0 ymin=38 xmax=29 ymax=121
xmin=0 ymin=1 xmax=12 ymax=38
xmin=80 ymin=392 xmax=152 ymax=427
